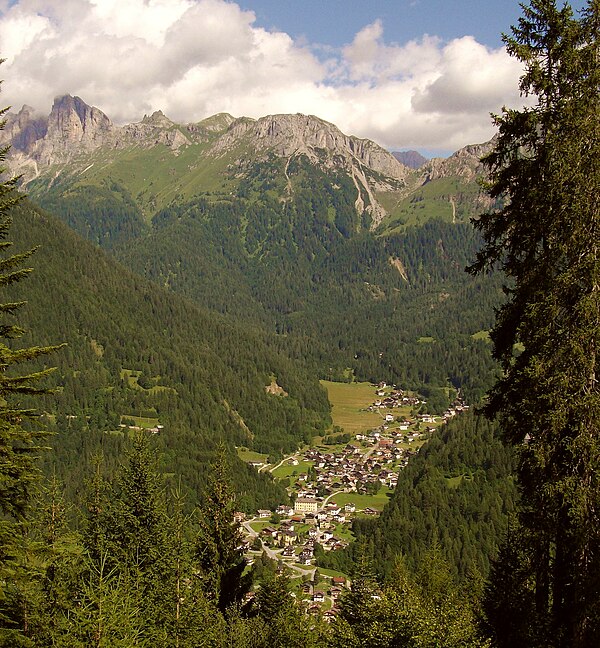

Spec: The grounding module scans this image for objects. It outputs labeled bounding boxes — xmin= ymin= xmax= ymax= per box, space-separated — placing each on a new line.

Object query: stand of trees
xmin=469 ymin=1 xmax=600 ymax=645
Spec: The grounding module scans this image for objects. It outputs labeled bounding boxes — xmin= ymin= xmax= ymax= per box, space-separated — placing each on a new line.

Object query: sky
xmin=0 ymin=0 xmax=589 ymax=154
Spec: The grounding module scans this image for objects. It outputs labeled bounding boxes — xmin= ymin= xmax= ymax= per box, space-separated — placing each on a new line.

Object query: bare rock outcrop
xmin=214 ymin=113 xmax=410 ymax=183
xmin=0 ymin=96 xmax=195 ymax=183
xmin=424 ymin=140 xmax=495 ymax=183
xmin=211 ymin=113 xmax=413 ymax=227
xmin=1 ymin=96 xmax=116 ymax=182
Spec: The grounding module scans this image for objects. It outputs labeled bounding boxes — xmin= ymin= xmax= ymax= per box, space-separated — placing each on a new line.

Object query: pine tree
xmin=253 ymin=573 xmax=313 ymax=648
xmin=469 ymin=1 xmax=600 ymax=645
xmin=334 ymin=542 xmax=392 ymax=648
xmin=195 ymin=443 xmax=250 ymax=613
xmin=166 ymin=484 xmax=226 ymax=648
xmin=100 ymin=433 xmax=172 ymax=643
xmin=0 ymin=72 xmax=62 ymax=646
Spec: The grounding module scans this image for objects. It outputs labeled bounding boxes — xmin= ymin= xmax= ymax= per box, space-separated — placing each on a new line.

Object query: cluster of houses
xmin=367 ymin=382 xmax=469 ymax=424
xmin=300 ymin=575 xmax=349 ymax=619
xmin=236 ymin=383 xmax=471 ymax=617
xmin=368 ymin=383 xmax=422 ymax=412
xmin=297 ymin=442 xmax=413 ymax=494
xmin=252 ymin=501 xmax=353 ymax=562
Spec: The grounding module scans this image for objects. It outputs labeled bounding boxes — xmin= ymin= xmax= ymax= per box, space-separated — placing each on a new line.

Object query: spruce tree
xmin=0 ymin=75 xmax=62 ymax=645
xmin=195 ymin=444 xmax=250 ymax=613
xmin=98 ymin=434 xmax=172 ymax=643
xmin=469 ymin=1 xmax=600 ymax=645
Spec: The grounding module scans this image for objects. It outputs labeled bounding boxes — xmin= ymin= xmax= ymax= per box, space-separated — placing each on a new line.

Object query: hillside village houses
xmin=239 ymin=383 xmax=469 ymax=613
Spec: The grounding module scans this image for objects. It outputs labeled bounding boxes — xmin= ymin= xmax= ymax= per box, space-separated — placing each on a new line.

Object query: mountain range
xmin=2 ymin=95 xmax=491 ymax=231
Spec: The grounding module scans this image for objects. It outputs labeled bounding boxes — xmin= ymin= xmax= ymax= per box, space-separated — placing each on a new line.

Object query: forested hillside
xmin=5 ymin=94 xmax=503 ymax=407
xmin=26 ymin=155 xmax=502 ymax=407
xmin=8 ymin=201 xmax=332 ymax=510
xmin=332 ymin=412 xmax=518 ymax=581
xmin=114 ymin=181 xmax=502 ymax=405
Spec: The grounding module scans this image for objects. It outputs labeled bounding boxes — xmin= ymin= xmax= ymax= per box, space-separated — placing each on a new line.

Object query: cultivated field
xmin=320 ymin=380 xmax=388 ymax=434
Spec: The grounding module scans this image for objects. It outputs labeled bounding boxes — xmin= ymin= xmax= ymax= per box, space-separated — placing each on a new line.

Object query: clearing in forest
xmin=320 ymin=380 xmax=388 ymax=434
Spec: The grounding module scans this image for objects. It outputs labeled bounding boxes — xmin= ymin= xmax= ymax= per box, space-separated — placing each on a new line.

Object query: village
xmin=236 ymin=382 xmax=469 ymax=617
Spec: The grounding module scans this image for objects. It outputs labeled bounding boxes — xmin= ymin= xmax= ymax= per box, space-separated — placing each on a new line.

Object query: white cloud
xmin=0 ymin=0 xmax=525 ymax=151
xmin=412 ymin=36 xmax=524 ymax=115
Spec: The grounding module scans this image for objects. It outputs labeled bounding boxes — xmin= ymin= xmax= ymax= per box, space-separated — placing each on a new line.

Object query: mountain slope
xmin=3 ymin=96 xmax=502 ymax=404
xmin=392 ymin=150 xmax=428 ymax=169
xmin=9 ymin=200 xmax=331 ymax=509
xmin=3 ymin=96 xmax=415 ymax=228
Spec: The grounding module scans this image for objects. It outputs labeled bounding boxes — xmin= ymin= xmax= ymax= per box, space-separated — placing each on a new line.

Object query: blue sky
xmin=238 ymin=0 xmax=524 ymax=49
xmin=0 ymin=0 xmax=589 ymax=154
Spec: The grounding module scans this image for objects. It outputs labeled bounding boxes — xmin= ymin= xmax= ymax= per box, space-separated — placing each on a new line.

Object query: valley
xmin=0 ymin=0 xmax=596 ymax=644
xmin=236 ymin=380 xmax=465 ymax=580
xmin=0 ymin=91 xmax=514 ymax=643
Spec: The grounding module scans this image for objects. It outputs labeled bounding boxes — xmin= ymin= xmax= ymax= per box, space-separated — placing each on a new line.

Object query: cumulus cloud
xmin=412 ymin=36 xmax=524 ymax=115
xmin=0 ymin=0 xmax=526 ymax=151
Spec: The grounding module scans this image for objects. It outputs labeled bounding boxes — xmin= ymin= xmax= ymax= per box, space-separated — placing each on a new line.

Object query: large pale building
xmin=294 ymin=497 xmax=318 ymax=513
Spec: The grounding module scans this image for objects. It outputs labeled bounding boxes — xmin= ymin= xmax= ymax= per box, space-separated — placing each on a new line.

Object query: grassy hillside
xmin=320 ymin=381 xmax=386 ymax=434
xmin=376 ymin=176 xmax=487 ymax=235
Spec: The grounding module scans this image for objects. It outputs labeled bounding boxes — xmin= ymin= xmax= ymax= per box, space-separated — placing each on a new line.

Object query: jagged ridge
xmin=1 ymin=95 xmax=493 ymax=229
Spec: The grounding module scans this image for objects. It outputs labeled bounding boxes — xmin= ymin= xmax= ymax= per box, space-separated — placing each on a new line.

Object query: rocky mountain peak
xmin=4 ymin=105 xmax=48 ymax=153
xmin=141 ymin=110 xmax=174 ymax=128
xmin=215 ymin=112 xmax=410 ymax=184
xmin=424 ymin=139 xmax=495 ymax=183
xmin=0 ymin=95 xmax=116 ymax=183
xmin=392 ymin=150 xmax=428 ymax=169
xmin=47 ymin=95 xmax=113 ymax=148
xmin=0 ymin=93 xmax=495 ymax=231
xmin=194 ymin=113 xmax=236 ymax=133
xmin=210 ymin=112 xmax=412 ymax=228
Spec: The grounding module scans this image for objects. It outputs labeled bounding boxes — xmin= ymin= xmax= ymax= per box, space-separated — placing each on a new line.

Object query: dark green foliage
xmin=72 ymin=437 xmax=229 ymax=647
xmin=0 ymin=94 xmax=62 ymax=644
xmin=481 ymin=525 xmax=538 ymax=648
xmin=333 ymin=549 xmax=489 ymax=648
xmin=196 ymin=445 xmax=250 ymax=612
xmin=321 ymin=412 xmax=517 ymax=581
xmin=251 ymin=574 xmax=320 ymax=647
xmin=35 ymin=181 xmax=147 ymax=249
xmin=8 ymin=201 xmax=330 ymax=510
xmin=117 ymin=185 xmax=502 ymax=404
xmin=469 ymin=2 xmax=600 ymax=645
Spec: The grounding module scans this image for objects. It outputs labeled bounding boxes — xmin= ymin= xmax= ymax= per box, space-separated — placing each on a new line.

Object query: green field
xmin=317 ymin=566 xmax=350 ymax=581
xmin=331 ymin=522 xmax=354 ymax=543
xmin=271 ymin=460 xmax=313 ymax=479
xmin=120 ymin=414 xmax=160 ymax=428
xmin=328 ymin=489 xmax=393 ymax=511
xmin=378 ymin=176 xmax=482 ymax=233
xmin=320 ymin=380 xmax=386 ymax=434
xmin=236 ymin=447 xmax=269 ymax=464
xmin=248 ymin=520 xmax=272 ymax=533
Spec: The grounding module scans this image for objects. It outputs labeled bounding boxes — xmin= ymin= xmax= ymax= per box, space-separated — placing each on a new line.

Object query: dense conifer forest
xmin=9 ymin=201 xmax=331 ymax=511
xmin=38 ymin=168 xmax=505 ymax=405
